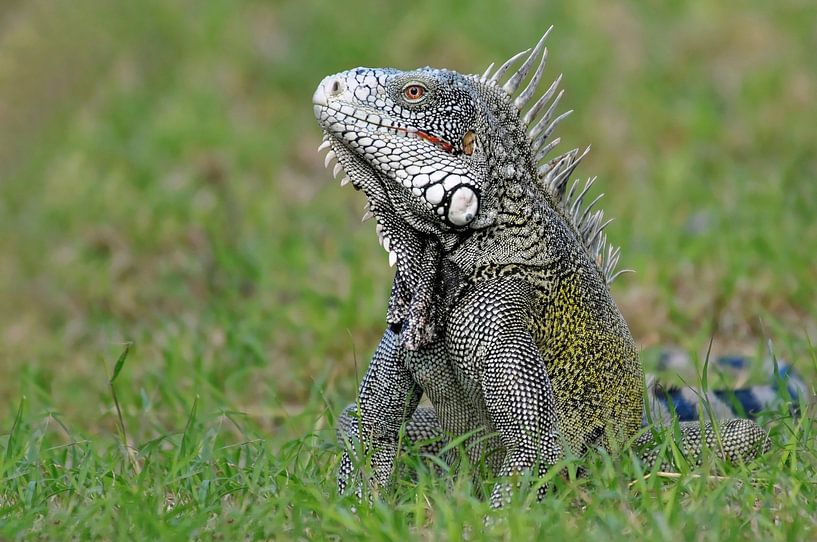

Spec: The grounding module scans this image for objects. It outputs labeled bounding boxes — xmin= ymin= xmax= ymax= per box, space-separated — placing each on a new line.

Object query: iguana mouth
xmin=414 ymin=130 xmax=455 ymax=154
xmin=313 ymin=99 xmax=464 ymax=154
xmin=412 ymin=127 xmax=473 ymax=156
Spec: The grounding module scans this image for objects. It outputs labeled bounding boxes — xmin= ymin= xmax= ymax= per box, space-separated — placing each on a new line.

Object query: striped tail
xmin=645 ymin=350 xmax=808 ymax=425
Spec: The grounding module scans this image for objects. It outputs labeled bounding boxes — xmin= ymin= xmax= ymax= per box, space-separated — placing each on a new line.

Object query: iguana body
xmin=312 ymin=30 xmax=789 ymax=506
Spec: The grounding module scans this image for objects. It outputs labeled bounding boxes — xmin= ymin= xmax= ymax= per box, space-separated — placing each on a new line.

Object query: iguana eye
xmin=402 ymin=82 xmax=427 ymax=103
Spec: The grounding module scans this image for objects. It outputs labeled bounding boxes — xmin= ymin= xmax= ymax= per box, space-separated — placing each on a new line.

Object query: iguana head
xmin=312 ymin=30 xmax=572 ymax=262
xmin=313 ymin=28 xmax=624 ymax=348
xmin=314 ymin=66 xmax=495 ymax=233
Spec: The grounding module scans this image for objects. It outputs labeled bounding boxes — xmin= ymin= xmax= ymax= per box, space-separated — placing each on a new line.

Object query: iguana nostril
xmin=329 ymin=78 xmax=345 ymax=96
xmin=313 ymin=76 xmax=346 ymax=106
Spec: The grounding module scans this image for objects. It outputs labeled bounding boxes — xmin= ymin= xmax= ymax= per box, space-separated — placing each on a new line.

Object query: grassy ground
xmin=1 ymin=0 xmax=816 ymax=539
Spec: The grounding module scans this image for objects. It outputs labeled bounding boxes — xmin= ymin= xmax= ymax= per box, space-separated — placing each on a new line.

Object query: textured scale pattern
xmin=312 ymin=29 xmax=799 ymax=507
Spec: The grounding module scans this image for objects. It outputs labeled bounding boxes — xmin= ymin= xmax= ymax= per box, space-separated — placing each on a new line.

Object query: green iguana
xmin=312 ymin=28 xmax=803 ymax=507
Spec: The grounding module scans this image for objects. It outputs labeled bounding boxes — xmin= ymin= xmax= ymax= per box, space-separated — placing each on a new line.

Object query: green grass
xmin=1 ymin=0 xmax=816 ymax=538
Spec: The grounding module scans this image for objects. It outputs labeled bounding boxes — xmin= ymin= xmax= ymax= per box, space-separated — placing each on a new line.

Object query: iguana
xmin=312 ymin=28 xmax=803 ymax=507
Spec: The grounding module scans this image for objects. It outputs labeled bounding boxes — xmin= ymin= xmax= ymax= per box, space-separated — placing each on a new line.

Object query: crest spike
xmin=531 ymin=109 xmax=572 ymax=153
xmin=534 ymin=136 xmax=561 ymax=164
xmin=481 ymin=62 xmax=495 ymax=81
xmin=542 ymin=149 xmax=578 ymax=184
xmin=583 ymin=214 xmax=605 ymax=243
xmin=608 ymin=268 xmax=635 ymax=284
xmin=489 ymin=49 xmax=530 ymax=84
xmin=529 ymin=89 xmax=564 ymax=141
xmin=597 ymin=217 xmax=615 ymax=236
xmin=514 ymin=47 xmax=548 ymax=110
xmin=543 ymin=147 xmax=590 ymax=202
xmin=522 ymin=74 xmax=562 ymax=127
xmin=570 ymin=178 xmax=595 ymax=215
xmin=503 ymin=29 xmax=550 ymax=96
xmin=579 ymin=193 xmax=606 ymax=223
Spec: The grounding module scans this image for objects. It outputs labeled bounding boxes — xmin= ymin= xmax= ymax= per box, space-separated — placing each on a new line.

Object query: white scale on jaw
xmin=447 ymin=185 xmax=479 ymax=225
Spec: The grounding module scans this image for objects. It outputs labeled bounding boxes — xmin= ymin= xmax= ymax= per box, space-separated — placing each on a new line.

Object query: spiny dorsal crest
xmin=480 ymin=26 xmax=632 ymax=284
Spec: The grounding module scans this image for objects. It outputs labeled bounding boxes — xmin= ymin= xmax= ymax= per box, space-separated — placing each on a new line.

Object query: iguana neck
xmin=445 ymin=171 xmax=560 ymax=276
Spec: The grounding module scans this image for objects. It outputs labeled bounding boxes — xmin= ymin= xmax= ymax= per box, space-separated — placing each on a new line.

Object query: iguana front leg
xmin=447 ymin=278 xmax=562 ymax=507
xmin=336 ymin=326 xmax=422 ymax=496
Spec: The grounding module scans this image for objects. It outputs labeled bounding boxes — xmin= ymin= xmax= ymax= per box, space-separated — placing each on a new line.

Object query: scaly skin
xmin=313 ymin=30 xmax=775 ymax=507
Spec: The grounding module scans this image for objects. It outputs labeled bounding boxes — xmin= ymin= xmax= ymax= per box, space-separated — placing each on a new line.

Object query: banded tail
xmin=645 ymin=350 xmax=808 ymax=425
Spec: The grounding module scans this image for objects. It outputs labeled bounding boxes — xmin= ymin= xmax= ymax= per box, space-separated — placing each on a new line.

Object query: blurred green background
xmin=1 ymin=0 xmax=816 ymax=439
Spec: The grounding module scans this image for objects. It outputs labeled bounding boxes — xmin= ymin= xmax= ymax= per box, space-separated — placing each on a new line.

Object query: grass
xmin=1 ymin=0 xmax=816 ymax=539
